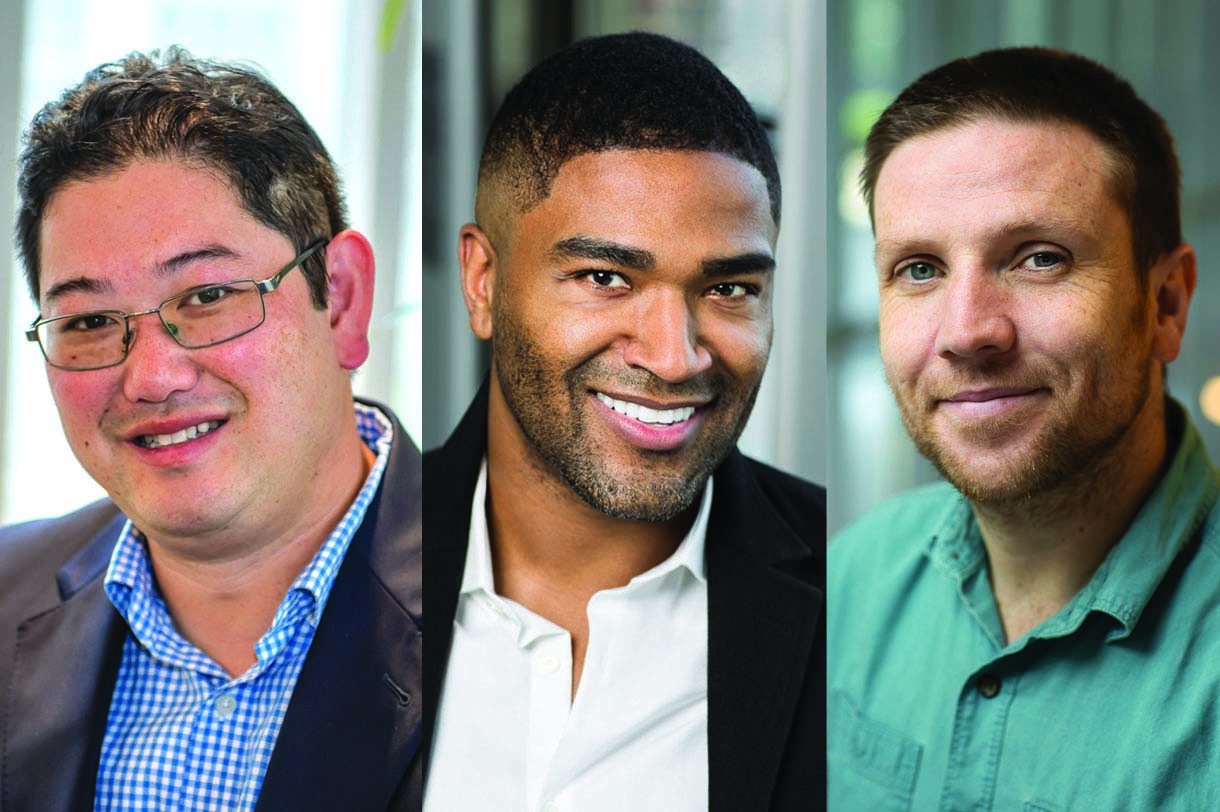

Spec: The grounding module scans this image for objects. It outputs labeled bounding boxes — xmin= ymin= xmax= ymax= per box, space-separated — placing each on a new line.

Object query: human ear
xmin=1149 ymin=242 xmax=1197 ymax=364
xmin=323 ymin=230 xmax=376 ymax=370
xmin=459 ymin=223 xmax=497 ymax=340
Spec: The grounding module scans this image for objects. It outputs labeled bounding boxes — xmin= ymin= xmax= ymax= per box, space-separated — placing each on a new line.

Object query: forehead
xmin=510 ymin=149 xmax=777 ymax=255
xmin=873 ymin=120 xmax=1119 ymax=253
xmin=39 ymin=160 xmax=272 ymax=286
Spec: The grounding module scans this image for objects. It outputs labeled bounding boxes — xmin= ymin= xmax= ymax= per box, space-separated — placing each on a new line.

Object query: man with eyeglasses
xmin=0 ymin=50 xmax=421 ymax=811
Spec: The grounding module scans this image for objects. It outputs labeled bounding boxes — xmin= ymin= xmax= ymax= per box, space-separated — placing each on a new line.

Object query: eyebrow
xmin=155 ymin=245 xmax=241 ymax=278
xmin=875 ymin=218 xmax=1079 ymax=261
xmin=701 ymin=252 xmax=776 ymax=278
xmin=42 ymin=244 xmax=243 ymax=305
xmin=550 ymin=235 xmax=775 ymax=277
xmin=550 ymin=236 xmax=655 ymax=270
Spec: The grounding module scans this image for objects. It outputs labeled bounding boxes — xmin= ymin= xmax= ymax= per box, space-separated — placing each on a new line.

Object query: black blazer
xmin=0 ymin=402 xmax=424 ymax=812
xmin=423 ymin=381 xmax=826 ymax=811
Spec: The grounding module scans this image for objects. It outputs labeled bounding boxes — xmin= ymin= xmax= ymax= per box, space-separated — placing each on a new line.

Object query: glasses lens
xmin=161 ymin=281 xmax=265 ymax=348
xmin=39 ymin=313 xmax=127 ymax=370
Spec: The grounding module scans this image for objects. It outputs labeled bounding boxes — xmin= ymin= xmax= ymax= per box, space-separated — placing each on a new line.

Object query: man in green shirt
xmin=829 ymin=47 xmax=1220 ymax=810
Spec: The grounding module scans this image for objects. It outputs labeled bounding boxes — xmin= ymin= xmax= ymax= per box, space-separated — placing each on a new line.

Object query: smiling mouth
xmin=135 ymin=420 xmax=224 ymax=449
xmin=595 ymin=392 xmax=696 ymax=425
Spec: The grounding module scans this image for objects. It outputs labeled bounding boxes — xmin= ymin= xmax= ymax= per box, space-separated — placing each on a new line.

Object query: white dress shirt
xmin=426 ymin=460 xmax=711 ymax=812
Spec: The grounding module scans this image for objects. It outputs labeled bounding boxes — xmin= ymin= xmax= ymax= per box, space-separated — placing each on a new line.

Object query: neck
xmin=484 ymin=381 xmax=698 ymax=698
xmin=146 ymin=435 xmax=373 ymax=677
xmin=977 ymin=395 xmax=1170 ymax=644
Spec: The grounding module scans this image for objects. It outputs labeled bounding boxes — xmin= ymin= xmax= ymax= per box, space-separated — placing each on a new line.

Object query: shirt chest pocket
xmin=828 ymin=691 xmax=922 ymax=812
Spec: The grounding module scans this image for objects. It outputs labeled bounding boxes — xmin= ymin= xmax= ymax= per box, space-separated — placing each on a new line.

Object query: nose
xmin=934 ymin=268 xmax=1016 ymax=361
xmin=120 ymin=313 xmax=202 ymax=403
xmin=621 ymin=289 xmax=712 ymax=382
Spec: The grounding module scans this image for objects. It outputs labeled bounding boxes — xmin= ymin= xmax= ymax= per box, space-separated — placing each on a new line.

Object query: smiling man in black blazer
xmin=423 ymin=32 xmax=826 ymax=811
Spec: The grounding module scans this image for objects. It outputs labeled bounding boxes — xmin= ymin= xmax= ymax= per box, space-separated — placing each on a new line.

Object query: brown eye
xmin=586 ymin=271 xmax=628 ymax=288
xmin=710 ymin=282 xmax=753 ymax=298
xmin=62 ymin=313 xmax=122 ymax=333
xmin=182 ymin=285 xmax=236 ymax=306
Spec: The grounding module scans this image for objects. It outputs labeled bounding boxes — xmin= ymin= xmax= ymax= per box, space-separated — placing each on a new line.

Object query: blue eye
xmin=1028 ymin=252 xmax=1063 ymax=268
xmin=904 ymin=262 xmax=937 ymax=281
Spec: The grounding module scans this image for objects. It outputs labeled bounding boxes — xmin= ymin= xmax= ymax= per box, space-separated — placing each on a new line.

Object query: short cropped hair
xmin=860 ymin=47 xmax=1181 ymax=277
xmin=17 ymin=47 xmax=346 ymax=306
xmin=475 ymin=31 xmax=780 ymax=239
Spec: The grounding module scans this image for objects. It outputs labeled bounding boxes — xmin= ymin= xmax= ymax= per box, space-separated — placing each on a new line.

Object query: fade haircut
xmin=860 ymin=47 xmax=1181 ymax=278
xmin=475 ymin=31 xmax=780 ymax=245
xmin=17 ymin=46 xmax=346 ymax=306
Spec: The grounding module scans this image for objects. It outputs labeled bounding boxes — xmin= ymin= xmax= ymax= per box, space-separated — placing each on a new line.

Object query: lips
xmin=134 ymin=419 xmax=224 ymax=448
xmin=945 ymin=387 xmax=1041 ymax=403
xmin=937 ymin=386 xmax=1048 ymax=421
xmin=590 ymin=390 xmax=708 ymax=451
xmin=595 ymin=391 xmax=696 ymax=425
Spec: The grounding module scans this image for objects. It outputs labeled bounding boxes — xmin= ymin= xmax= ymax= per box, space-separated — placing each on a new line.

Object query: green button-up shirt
xmin=828 ymin=405 xmax=1220 ymax=812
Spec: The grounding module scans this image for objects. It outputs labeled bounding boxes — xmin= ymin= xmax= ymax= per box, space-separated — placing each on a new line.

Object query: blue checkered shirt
xmin=94 ymin=404 xmax=393 ymax=812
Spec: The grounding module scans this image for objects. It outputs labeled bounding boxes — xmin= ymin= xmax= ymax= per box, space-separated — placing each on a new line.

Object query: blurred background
xmin=829 ymin=0 xmax=1220 ymax=534
xmin=421 ymin=0 xmax=829 ymax=492
xmin=0 ymin=0 xmax=421 ymax=523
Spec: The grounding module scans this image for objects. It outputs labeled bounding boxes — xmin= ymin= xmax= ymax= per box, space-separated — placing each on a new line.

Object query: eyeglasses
xmin=27 ymin=239 xmax=327 ymax=371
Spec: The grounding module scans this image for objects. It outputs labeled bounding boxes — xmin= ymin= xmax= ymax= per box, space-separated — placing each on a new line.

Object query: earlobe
xmin=323 ymin=230 xmax=375 ymax=370
xmin=459 ymin=224 xmax=497 ymax=340
xmin=1149 ymin=242 xmax=1197 ymax=365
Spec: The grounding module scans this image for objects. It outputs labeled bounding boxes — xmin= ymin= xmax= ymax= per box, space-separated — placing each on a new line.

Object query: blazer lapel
xmin=256 ymin=409 xmax=424 ymax=812
xmin=4 ymin=515 xmax=126 ymax=812
xmin=706 ymin=452 xmax=824 ymax=812
xmin=420 ymin=381 xmax=488 ymax=778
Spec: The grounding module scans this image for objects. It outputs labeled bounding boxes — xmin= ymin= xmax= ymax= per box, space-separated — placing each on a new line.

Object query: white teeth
xmin=596 ymin=392 xmax=696 ymax=425
xmin=139 ymin=420 xmax=222 ymax=448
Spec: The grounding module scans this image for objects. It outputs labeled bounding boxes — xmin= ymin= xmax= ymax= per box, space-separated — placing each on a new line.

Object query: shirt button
xmin=215 ymin=693 xmax=238 ymax=719
xmin=537 ymin=655 xmax=560 ymax=674
xmin=977 ymin=674 xmax=1001 ymax=699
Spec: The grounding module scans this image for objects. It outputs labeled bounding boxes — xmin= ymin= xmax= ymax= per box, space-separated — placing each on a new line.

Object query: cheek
xmin=510 ymin=292 xmax=623 ymax=361
xmin=704 ymin=315 xmax=772 ymax=378
xmin=879 ymin=302 xmax=929 ymax=384
xmin=46 ymin=371 xmax=113 ymax=437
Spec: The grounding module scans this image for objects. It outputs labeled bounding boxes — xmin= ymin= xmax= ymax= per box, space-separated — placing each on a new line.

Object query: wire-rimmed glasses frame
xmin=26 ymin=239 xmax=328 ymax=371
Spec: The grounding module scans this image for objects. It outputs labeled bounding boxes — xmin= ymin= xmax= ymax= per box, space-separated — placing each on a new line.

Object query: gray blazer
xmin=0 ymin=401 xmax=423 ymax=812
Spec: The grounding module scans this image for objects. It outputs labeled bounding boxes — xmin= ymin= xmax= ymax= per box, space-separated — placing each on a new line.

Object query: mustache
xmin=892 ymin=359 xmax=1054 ymax=404
xmin=565 ymin=357 xmax=723 ymax=401
xmin=102 ymin=394 xmax=239 ymax=431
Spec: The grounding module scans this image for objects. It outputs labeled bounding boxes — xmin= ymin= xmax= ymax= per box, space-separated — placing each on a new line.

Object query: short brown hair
xmin=860 ymin=47 xmax=1181 ymax=277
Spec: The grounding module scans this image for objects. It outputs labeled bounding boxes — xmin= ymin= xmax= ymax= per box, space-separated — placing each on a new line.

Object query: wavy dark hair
xmin=17 ymin=46 xmax=346 ymax=306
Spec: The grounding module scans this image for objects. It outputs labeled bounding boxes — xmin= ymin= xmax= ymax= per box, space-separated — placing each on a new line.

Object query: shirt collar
xmin=104 ymin=402 xmax=394 ymax=669
xmin=926 ymin=399 xmax=1220 ymax=643
xmin=461 ymin=458 xmax=712 ymax=601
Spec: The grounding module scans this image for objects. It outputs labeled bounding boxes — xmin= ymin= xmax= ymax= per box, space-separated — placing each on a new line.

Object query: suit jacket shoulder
xmin=0 ymin=499 xmax=121 ymax=615
xmin=737 ymin=455 xmax=828 ymax=547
